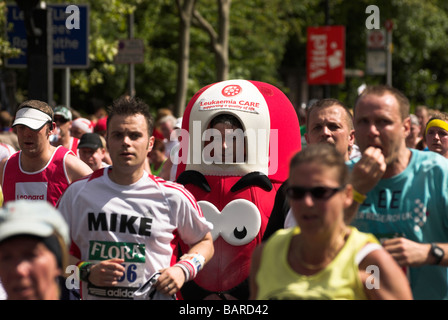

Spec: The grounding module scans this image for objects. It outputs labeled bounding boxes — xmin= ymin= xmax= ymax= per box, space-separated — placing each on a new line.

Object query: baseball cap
xmin=72 ymin=117 xmax=94 ymax=133
xmin=0 ymin=200 xmax=69 ymax=246
xmin=54 ymin=106 xmax=72 ymax=121
xmin=78 ymin=133 xmax=103 ymax=150
xmin=12 ymin=100 xmax=53 ymax=130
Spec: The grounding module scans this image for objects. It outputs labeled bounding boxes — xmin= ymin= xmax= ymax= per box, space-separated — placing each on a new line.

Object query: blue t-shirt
xmin=348 ymin=149 xmax=448 ymax=300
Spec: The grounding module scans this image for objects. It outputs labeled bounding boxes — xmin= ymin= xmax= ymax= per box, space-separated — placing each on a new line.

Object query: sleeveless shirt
xmin=2 ymin=146 xmax=73 ymax=206
xmin=256 ymin=226 xmax=379 ymax=300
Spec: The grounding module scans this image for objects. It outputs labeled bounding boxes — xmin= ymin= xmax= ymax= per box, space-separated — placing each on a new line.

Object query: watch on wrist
xmin=430 ymin=243 xmax=444 ymax=265
xmin=80 ymin=263 xmax=93 ymax=283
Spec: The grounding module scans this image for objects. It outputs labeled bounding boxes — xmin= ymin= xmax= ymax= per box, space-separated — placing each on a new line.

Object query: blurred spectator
xmin=148 ymin=138 xmax=167 ymax=177
xmin=415 ymin=105 xmax=430 ymax=150
xmin=51 ymin=106 xmax=79 ymax=154
xmin=0 ymin=142 xmax=16 ymax=162
xmin=416 ymin=105 xmax=430 ymax=138
xmin=424 ymin=112 xmax=448 ymax=158
xmin=0 ymin=110 xmax=19 ymax=151
xmin=94 ymin=117 xmax=107 ymax=137
xmin=70 ymin=117 xmax=94 ymax=139
xmin=98 ymin=134 xmax=112 ymax=165
xmin=159 ymin=117 xmax=182 ymax=181
xmin=157 ymin=114 xmax=178 ymax=158
xmin=406 ymin=114 xmax=421 ymax=149
xmin=78 ymin=133 xmax=109 ymax=171
xmin=93 ymin=117 xmax=112 ymax=165
xmin=153 ymin=108 xmax=173 ymax=140
xmin=0 ymin=200 xmax=70 ymax=300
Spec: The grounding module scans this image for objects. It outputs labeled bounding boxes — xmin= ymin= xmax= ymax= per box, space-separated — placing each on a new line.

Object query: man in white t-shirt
xmin=57 ymin=96 xmax=214 ymax=300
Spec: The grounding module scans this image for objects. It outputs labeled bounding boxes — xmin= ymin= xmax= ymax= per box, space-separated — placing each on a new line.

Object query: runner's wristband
xmin=352 ymin=189 xmax=367 ymax=204
xmin=76 ymin=261 xmax=93 ymax=282
xmin=174 ymin=253 xmax=205 ymax=281
xmin=175 ymin=262 xmax=192 ymax=282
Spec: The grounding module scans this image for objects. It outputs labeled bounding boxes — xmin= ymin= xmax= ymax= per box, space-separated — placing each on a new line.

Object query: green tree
xmin=0 ymin=2 xmax=21 ymax=67
xmin=5 ymin=0 xmax=448 ymax=116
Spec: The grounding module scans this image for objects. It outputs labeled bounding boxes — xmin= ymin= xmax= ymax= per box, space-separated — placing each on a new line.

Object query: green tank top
xmin=256 ymin=226 xmax=379 ymax=300
xmin=150 ymin=159 xmax=166 ymax=177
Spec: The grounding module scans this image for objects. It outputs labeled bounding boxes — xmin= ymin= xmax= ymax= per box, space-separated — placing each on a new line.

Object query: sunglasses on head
xmin=285 ymin=185 xmax=345 ymax=200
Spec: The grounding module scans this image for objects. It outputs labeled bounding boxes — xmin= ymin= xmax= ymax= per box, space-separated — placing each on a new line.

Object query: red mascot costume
xmin=175 ymin=79 xmax=301 ymax=299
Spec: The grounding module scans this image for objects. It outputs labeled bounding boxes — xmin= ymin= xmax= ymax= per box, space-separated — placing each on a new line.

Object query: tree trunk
xmin=174 ymin=0 xmax=196 ymax=118
xmin=216 ymin=0 xmax=231 ymax=81
xmin=193 ymin=0 xmax=231 ymax=82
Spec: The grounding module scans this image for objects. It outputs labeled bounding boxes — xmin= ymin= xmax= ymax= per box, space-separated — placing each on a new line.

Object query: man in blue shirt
xmin=348 ymin=85 xmax=448 ymax=300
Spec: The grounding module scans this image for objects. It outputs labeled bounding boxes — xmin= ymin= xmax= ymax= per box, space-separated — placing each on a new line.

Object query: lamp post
xmin=16 ymin=0 xmax=53 ymax=102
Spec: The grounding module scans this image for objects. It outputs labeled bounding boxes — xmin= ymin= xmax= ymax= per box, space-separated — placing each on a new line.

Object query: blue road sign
xmin=5 ymin=4 xmax=89 ymax=68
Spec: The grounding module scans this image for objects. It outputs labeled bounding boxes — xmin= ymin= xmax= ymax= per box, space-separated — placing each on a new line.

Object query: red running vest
xmin=2 ymin=146 xmax=73 ymax=206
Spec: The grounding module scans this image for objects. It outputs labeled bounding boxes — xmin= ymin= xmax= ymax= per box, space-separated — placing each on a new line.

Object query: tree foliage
xmin=0 ymin=2 xmax=21 ymax=66
xmin=1 ymin=0 xmax=448 ymax=114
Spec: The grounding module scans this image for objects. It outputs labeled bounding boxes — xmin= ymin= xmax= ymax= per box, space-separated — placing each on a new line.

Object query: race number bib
xmin=15 ymin=182 xmax=47 ymax=201
xmin=86 ymin=240 xmax=146 ymax=299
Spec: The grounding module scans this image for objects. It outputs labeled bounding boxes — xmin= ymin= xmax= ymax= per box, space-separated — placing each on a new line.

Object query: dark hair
xmin=355 ymin=85 xmax=410 ymax=120
xmin=289 ymin=143 xmax=349 ymax=186
xmin=306 ymin=98 xmax=353 ymax=132
xmin=107 ymin=96 xmax=154 ymax=136
xmin=209 ymin=113 xmax=244 ymax=130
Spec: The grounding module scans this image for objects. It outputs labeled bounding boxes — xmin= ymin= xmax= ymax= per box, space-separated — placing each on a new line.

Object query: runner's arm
xmin=156 ymin=231 xmax=214 ymax=296
xmin=359 ymin=246 xmax=413 ymax=300
xmin=65 ymin=153 xmax=93 ymax=183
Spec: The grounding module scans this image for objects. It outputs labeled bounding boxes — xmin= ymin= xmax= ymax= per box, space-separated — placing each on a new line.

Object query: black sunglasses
xmin=285 ymin=185 xmax=345 ymax=200
xmin=54 ymin=116 xmax=69 ymax=124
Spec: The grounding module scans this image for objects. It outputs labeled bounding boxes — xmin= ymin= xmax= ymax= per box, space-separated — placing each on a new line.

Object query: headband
xmin=425 ymin=119 xmax=448 ymax=136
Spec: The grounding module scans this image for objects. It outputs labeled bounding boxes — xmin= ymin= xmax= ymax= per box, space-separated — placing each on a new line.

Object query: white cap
xmin=12 ymin=107 xmax=52 ymax=130
xmin=72 ymin=117 xmax=94 ymax=133
xmin=0 ymin=200 xmax=69 ymax=245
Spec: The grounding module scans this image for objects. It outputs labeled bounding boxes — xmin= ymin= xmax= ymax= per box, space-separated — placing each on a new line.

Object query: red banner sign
xmin=307 ymin=26 xmax=345 ymax=85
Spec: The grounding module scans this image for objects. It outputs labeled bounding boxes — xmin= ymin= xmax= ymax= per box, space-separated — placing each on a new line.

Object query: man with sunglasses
xmin=50 ymin=105 xmax=80 ymax=155
xmin=0 ymin=100 xmax=92 ymax=206
xmin=348 ymin=85 xmax=448 ymax=300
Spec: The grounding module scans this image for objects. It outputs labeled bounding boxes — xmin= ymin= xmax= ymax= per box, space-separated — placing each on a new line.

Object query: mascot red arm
xmin=175 ymin=80 xmax=301 ymax=299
